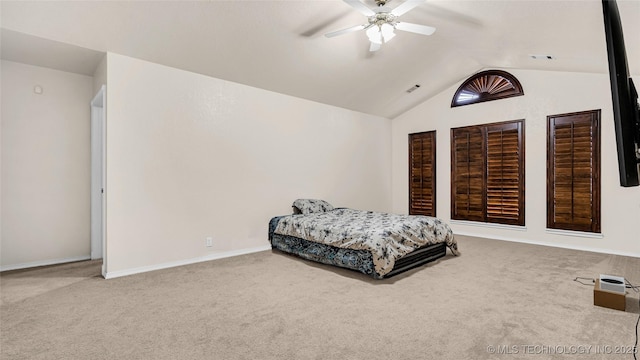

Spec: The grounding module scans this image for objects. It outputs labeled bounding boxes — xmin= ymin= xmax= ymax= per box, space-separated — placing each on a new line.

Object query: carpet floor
xmin=1 ymin=235 xmax=639 ymax=360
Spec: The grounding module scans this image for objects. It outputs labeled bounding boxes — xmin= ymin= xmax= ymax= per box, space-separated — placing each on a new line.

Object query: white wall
xmin=104 ymin=53 xmax=391 ymax=277
xmin=392 ymin=68 xmax=640 ymax=257
xmin=1 ymin=60 xmax=94 ymax=270
xmin=92 ymin=54 xmax=107 ymax=95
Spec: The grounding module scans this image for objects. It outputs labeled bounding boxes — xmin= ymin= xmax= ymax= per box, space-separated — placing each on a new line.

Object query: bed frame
xmin=386 ymin=242 xmax=447 ymax=277
xmin=268 ymin=216 xmax=447 ymax=279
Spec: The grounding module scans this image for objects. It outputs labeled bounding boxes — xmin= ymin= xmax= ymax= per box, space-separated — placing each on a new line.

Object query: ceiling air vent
xmin=530 ymin=54 xmax=555 ymax=60
xmin=406 ymin=84 xmax=421 ymax=93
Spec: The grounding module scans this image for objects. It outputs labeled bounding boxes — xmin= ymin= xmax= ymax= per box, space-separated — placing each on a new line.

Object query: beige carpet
xmin=1 ymin=235 xmax=638 ymax=360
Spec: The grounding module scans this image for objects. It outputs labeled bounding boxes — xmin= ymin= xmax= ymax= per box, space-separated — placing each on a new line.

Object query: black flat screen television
xmin=602 ymin=0 xmax=640 ymax=187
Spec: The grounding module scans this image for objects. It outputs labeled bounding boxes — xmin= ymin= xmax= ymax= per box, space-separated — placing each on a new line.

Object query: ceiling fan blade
xmin=395 ymin=22 xmax=436 ymax=36
xmin=369 ymin=41 xmax=381 ymax=52
xmin=324 ymin=24 xmax=366 ymax=38
xmin=391 ymin=0 xmax=425 ymax=16
xmin=299 ymin=9 xmax=353 ymax=37
xmin=343 ymin=0 xmax=375 ymax=16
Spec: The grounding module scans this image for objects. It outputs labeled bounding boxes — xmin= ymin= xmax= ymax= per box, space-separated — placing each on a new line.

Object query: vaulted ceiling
xmin=2 ymin=0 xmax=639 ymax=119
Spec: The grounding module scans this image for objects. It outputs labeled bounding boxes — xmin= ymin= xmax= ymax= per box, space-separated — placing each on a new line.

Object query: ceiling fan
xmin=324 ymin=0 xmax=436 ymax=52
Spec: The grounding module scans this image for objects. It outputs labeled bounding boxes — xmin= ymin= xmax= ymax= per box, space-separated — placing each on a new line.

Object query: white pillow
xmin=292 ymin=199 xmax=334 ymax=215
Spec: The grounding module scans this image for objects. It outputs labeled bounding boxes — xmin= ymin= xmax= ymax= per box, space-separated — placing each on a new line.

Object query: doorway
xmin=90 ymin=85 xmax=106 ymax=277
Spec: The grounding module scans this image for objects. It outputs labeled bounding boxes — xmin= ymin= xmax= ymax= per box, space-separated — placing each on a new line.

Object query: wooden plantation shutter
xmin=451 ymin=120 xmax=525 ymax=226
xmin=547 ymin=110 xmax=601 ymax=233
xmin=451 ymin=127 xmax=484 ymax=221
xmin=409 ymin=131 xmax=436 ymax=216
xmin=485 ymin=122 xmax=525 ymax=225
xmin=451 ymin=70 xmax=524 ymax=107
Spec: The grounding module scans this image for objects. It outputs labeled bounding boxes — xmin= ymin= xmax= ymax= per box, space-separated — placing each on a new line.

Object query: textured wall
xmin=1 ymin=60 xmax=94 ymax=269
xmin=104 ymin=53 xmax=392 ymax=276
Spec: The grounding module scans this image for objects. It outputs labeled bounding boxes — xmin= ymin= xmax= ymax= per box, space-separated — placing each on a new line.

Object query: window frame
xmin=451 ymin=70 xmax=524 ymax=108
xmin=546 ymin=110 xmax=601 ymax=233
xmin=450 ymin=119 xmax=525 ymax=226
xmin=408 ymin=131 xmax=436 ymax=217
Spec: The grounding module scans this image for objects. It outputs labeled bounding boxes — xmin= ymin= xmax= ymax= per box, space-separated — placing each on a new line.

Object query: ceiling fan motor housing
xmin=369 ymin=12 xmax=397 ymax=27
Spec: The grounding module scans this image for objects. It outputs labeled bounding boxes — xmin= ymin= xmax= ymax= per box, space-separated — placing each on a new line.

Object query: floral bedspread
xmin=273 ymin=208 xmax=459 ymax=277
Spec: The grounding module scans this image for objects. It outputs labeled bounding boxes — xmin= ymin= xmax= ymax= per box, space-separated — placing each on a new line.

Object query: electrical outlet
xmin=205 ymin=237 xmax=213 ymax=247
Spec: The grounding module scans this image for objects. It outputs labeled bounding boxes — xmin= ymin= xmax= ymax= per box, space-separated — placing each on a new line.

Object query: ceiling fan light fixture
xmin=381 ymin=23 xmax=395 ymax=42
xmin=366 ymin=25 xmax=383 ymax=44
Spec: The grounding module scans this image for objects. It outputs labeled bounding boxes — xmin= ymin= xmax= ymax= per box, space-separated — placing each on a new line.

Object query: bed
xmin=268 ymin=199 xmax=459 ymax=279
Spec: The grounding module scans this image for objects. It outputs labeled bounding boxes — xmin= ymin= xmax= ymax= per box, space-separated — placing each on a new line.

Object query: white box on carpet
xmin=599 ymin=274 xmax=626 ymax=294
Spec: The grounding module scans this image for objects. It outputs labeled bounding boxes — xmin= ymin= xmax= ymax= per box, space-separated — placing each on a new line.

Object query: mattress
xmin=268 ymin=208 xmax=458 ymax=278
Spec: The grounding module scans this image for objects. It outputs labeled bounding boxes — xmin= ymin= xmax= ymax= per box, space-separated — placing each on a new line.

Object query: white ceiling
xmin=1 ymin=0 xmax=639 ymax=119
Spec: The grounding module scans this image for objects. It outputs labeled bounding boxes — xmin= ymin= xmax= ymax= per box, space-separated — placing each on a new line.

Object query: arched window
xmin=451 ymin=70 xmax=524 ymax=107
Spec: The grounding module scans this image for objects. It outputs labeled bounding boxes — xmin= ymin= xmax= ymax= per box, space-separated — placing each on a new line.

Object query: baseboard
xmin=453 ymin=231 xmax=640 ymax=258
xmin=104 ymin=245 xmax=272 ymax=279
xmin=0 ymin=255 xmax=92 ymax=272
